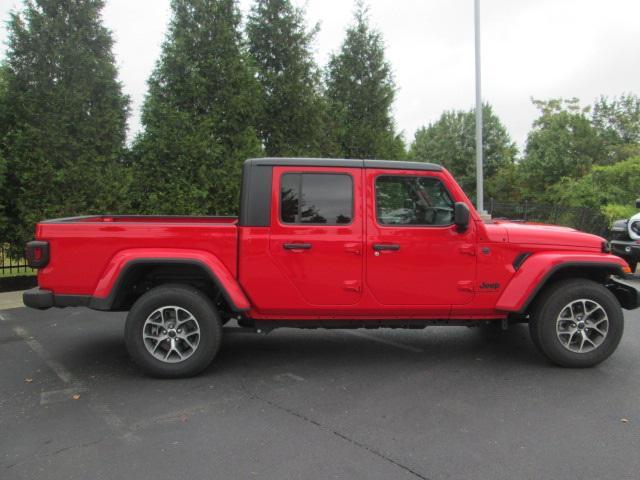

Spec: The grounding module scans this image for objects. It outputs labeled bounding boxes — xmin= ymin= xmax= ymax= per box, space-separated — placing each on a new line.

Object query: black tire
xmin=529 ymin=279 xmax=623 ymax=368
xmin=528 ymin=317 xmax=543 ymax=354
xmin=124 ymin=284 xmax=222 ymax=378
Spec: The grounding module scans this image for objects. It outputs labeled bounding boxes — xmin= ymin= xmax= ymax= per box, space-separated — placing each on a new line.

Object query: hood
xmin=488 ymin=221 xmax=604 ymax=250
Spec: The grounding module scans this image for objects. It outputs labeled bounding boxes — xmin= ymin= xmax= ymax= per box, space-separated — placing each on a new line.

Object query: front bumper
xmin=610 ymin=240 xmax=640 ymax=262
xmin=609 ymin=274 xmax=640 ymax=310
xmin=23 ymin=288 xmax=90 ymax=310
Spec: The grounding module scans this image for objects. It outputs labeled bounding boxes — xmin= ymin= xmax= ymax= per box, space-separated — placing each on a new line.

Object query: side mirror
xmin=635 ymin=198 xmax=640 ymax=209
xmin=454 ymin=202 xmax=470 ymax=232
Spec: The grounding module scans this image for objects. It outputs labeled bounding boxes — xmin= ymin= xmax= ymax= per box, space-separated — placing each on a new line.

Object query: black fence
xmin=0 ymin=244 xmax=31 ymax=277
xmin=488 ymin=199 xmax=610 ymax=237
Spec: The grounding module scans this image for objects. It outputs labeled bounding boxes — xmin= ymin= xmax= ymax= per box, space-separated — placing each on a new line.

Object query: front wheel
xmin=124 ymin=284 xmax=222 ymax=378
xmin=529 ymin=279 xmax=624 ymax=368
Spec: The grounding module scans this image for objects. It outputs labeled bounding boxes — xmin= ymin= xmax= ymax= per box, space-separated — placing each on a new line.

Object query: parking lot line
xmin=12 ymin=323 xmax=140 ymax=443
xmin=344 ymin=330 xmax=423 ymax=353
xmin=40 ymin=386 xmax=89 ymax=405
xmin=13 ymin=326 xmax=75 ymax=384
xmin=274 ymin=372 xmax=306 ymax=382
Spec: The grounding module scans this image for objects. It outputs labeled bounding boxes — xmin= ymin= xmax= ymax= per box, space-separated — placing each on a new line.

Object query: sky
xmin=1 ymin=0 xmax=639 ymax=152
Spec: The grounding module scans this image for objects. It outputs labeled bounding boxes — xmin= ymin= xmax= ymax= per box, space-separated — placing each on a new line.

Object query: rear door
xmin=268 ymin=166 xmax=364 ymax=305
xmin=365 ymin=168 xmax=476 ymax=307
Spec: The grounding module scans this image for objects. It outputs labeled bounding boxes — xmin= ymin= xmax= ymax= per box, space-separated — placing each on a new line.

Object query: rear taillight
xmin=25 ymin=240 xmax=49 ymax=268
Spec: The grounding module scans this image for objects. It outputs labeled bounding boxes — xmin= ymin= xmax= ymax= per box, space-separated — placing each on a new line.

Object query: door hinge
xmin=457 ymin=280 xmax=474 ymax=292
xmin=459 ymin=244 xmax=476 ymax=256
xmin=343 ymin=280 xmax=361 ymax=292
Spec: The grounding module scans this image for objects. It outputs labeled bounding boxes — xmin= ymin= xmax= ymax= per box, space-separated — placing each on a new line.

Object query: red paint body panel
xmin=364 ymin=168 xmax=476 ymax=311
xmin=91 ymin=248 xmax=250 ymax=310
xmin=495 ymin=252 xmax=627 ymax=312
xmin=36 ymin=219 xmax=240 ymax=297
xmin=267 ymin=166 xmax=364 ymax=307
xmin=31 ymin=164 xmax=629 ymax=321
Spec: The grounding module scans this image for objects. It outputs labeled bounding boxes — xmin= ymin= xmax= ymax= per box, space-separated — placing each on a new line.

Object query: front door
xmin=365 ymin=169 xmax=476 ymax=307
xmin=268 ymin=166 xmax=364 ymax=306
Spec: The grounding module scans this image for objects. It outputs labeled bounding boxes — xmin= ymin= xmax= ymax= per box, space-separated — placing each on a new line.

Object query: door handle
xmin=372 ymin=243 xmax=400 ymax=251
xmin=283 ymin=243 xmax=312 ymax=250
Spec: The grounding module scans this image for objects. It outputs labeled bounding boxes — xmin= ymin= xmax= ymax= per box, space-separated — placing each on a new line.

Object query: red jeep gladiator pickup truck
xmin=23 ymin=158 xmax=640 ymax=377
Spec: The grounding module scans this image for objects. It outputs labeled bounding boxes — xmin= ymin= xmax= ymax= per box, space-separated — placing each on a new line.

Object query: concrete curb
xmin=0 ymin=290 xmax=25 ymax=310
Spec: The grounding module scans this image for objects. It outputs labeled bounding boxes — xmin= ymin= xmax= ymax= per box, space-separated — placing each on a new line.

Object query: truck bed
xmin=35 ymin=215 xmax=239 ymax=296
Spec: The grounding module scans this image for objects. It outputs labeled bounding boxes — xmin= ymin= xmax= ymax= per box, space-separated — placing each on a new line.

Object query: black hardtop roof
xmin=245 ymin=157 xmax=443 ymax=172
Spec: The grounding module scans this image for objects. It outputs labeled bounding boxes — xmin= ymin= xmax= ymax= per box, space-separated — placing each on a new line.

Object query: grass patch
xmin=0 ymin=268 xmax=35 ymax=278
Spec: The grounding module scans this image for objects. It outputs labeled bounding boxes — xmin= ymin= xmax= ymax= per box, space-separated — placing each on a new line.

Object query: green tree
xmin=131 ymin=0 xmax=261 ymax=215
xmin=592 ymin=93 xmax=640 ymax=162
xmin=520 ymin=98 xmax=605 ymax=200
xmin=549 ymin=156 xmax=640 ymax=209
xmin=548 ymin=156 xmax=640 ymax=224
xmin=3 ymin=0 xmax=130 ymax=252
xmin=0 ymin=65 xmax=9 ymax=241
xmin=325 ymin=3 xmax=404 ymax=159
xmin=247 ymin=0 xmax=325 ymax=156
xmin=409 ymin=104 xmax=518 ymax=200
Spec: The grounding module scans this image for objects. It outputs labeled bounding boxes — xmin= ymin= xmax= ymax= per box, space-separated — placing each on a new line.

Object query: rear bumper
xmin=23 ymin=288 xmax=90 ymax=310
xmin=609 ymin=274 xmax=640 ymax=310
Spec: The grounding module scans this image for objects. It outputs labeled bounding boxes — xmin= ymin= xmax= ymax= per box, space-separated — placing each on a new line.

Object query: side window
xmin=280 ymin=173 xmax=353 ymax=225
xmin=376 ymin=175 xmax=454 ymax=226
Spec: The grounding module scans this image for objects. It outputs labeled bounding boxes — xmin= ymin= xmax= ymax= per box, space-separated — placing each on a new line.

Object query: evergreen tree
xmin=3 ymin=0 xmax=130 ymax=251
xmin=409 ymin=104 xmax=517 ymax=200
xmin=247 ymin=0 xmax=324 ymax=156
xmin=131 ymin=0 xmax=261 ymax=215
xmin=0 ymin=65 xmax=9 ymax=241
xmin=325 ymin=3 xmax=404 ymax=159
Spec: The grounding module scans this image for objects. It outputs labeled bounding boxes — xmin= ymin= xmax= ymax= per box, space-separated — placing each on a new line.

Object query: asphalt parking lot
xmin=1 ymin=305 xmax=639 ymax=480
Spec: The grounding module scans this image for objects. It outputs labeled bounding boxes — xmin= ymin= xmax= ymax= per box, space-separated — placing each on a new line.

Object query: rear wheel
xmin=529 ymin=279 xmax=623 ymax=367
xmin=124 ymin=284 xmax=222 ymax=378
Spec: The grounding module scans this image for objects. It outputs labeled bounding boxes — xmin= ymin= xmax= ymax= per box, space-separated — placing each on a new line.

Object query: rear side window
xmin=376 ymin=175 xmax=454 ymax=226
xmin=280 ymin=173 xmax=353 ymax=225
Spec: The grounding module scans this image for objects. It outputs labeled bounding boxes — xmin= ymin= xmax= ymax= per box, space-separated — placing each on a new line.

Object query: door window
xmin=280 ymin=173 xmax=353 ymax=225
xmin=375 ymin=175 xmax=454 ymax=226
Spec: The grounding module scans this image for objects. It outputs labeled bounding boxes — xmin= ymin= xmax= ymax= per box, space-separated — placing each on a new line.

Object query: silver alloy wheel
xmin=142 ymin=306 xmax=201 ymax=363
xmin=556 ymin=299 xmax=609 ymax=353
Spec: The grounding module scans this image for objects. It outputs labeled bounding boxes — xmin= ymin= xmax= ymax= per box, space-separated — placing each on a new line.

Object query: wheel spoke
xmin=177 ymin=314 xmax=196 ymax=327
xmin=560 ymin=306 xmax=575 ymax=321
xmin=153 ymin=338 xmax=167 ymax=353
xmin=585 ymin=303 xmax=599 ymax=316
xmin=578 ymin=333 xmax=587 ymax=352
xmin=180 ymin=335 xmax=198 ymax=350
xmin=144 ymin=333 xmax=167 ymax=342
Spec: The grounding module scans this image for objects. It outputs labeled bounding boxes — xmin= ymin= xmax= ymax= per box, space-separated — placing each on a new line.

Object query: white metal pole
xmin=474 ymin=0 xmax=484 ymax=213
